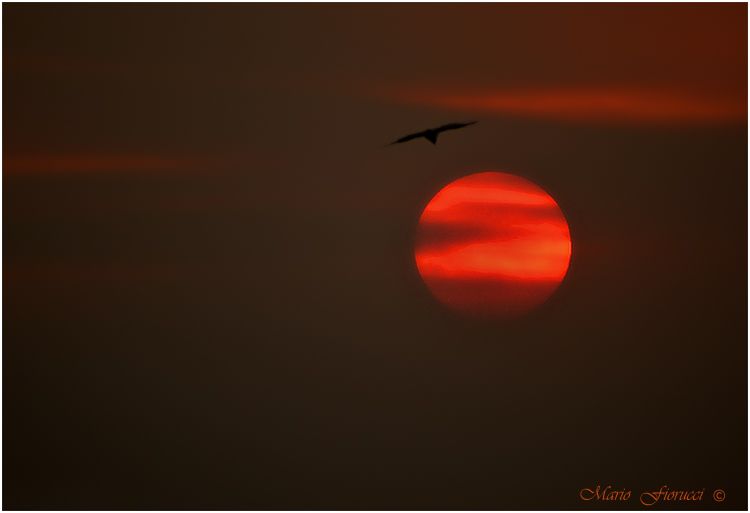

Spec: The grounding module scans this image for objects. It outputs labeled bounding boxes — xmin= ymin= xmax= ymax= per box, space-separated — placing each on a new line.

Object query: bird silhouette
xmin=388 ymin=121 xmax=478 ymax=146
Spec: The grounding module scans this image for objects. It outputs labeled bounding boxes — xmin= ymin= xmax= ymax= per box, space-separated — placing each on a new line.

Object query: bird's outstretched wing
xmin=385 ymin=121 xmax=477 ymax=148
xmin=389 ymin=130 xmax=428 ymax=145
xmin=434 ymin=121 xmax=478 ymax=133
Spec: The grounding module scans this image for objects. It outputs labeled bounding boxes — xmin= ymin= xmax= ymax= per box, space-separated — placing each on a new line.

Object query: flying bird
xmin=388 ymin=121 xmax=478 ymax=146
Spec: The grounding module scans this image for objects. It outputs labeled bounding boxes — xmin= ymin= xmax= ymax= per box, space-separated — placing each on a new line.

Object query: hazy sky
xmin=4 ymin=4 xmax=747 ymax=509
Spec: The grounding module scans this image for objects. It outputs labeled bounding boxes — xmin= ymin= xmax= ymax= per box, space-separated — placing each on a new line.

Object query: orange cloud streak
xmin=382 ymin=87 xmax=746 ymax=124
xmin=3 ymin=154 xmax=193 ymax=174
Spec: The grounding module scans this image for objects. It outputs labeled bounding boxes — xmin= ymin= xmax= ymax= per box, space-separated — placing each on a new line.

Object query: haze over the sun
xmin=415 ymin=172 xmax=571 ymax=318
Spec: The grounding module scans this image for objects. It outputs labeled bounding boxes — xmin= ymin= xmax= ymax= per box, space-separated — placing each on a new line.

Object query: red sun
xmin=415 ymin=172 xmax=571 ymax=318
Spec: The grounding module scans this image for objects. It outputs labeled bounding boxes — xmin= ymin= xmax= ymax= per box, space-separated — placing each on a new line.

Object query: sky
xmin=3 ymin=3 xmax=748 ymax=509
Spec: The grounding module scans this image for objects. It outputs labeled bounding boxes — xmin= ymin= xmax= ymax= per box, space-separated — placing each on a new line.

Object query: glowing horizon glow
xmin=415 ymin=172 xmax=572 ymax=318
